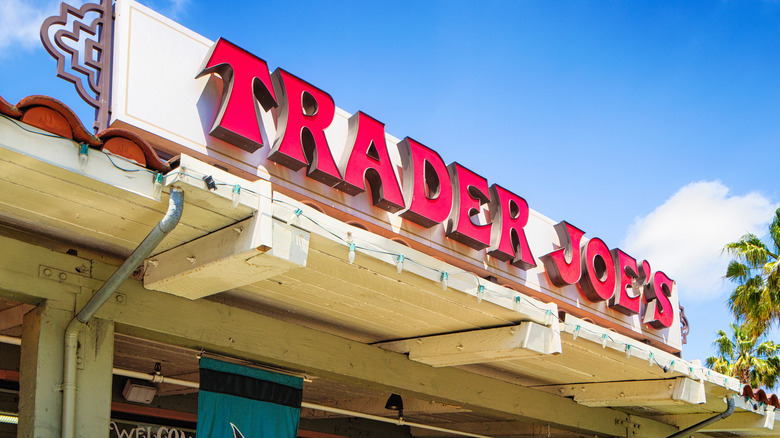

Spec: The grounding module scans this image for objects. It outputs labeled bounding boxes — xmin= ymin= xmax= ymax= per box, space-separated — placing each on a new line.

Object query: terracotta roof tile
xmin=0 ymin=95 xmax=22 ymax=118
xmin=1 ymin=93 xmax=176 ymax=174
xmin=16 ymin=95 xmax=101 ymax=147
xmin=98 ymin=128 xmax=171 ymax=173
xmin=742 ymin=384 xmax=780 ymax=408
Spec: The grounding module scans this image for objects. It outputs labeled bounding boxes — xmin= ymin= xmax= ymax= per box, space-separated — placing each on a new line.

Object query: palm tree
xmin=724 ymin=207 xmax=780 ymax=333
xmin=706 ymin=322 xmax=780 ymax=388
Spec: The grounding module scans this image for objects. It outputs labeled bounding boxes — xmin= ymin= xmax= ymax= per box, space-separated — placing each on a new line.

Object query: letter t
xmin=197 ymin=38 xmax=277 ymax=153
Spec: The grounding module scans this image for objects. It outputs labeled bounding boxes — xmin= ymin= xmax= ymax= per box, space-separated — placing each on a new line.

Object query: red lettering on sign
xmin=644 ymin=271 xmax=675 ymax=329
xmin=577 ymin=237 xmax=616 ymax=302
xmin=540 ymin=221 xmax=585 ymax=287
xmin=335 ymin=112 xmax=405 ymax=212
xmin=608 ymin=249 xmax=641 ymax=315
xmin=268 ymin=69 xmax=341 ymax=186
xmin=196 ymin=39 xmax=684 ymax=343
xmin=397 ymin=137 xmax=453 ymax=228
xmin=445 ymin=163 xmax=491 ymax=250
xmin=196 ymin=38 xmax=277 ymax=152
xmin=487 ymin=185 xmax=536 ymax=270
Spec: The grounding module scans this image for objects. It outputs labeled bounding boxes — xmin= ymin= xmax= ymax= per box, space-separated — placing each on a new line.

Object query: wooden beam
xmin=537 ymin=377 xmax=706 ymax=407
xmin=653 ymin=411 xmax=776 ymax=433
xmin=302 ymin=396 xmax=470 ymax=419
xmin=111 ymin=401 xmax=197 ymax=423
xmin=0 ymin=234 xmax=683 ymax=437
xmin=0 ymin=304 xmax=34 ymax=331
xmin=377 ymin=323 xmax=561 ymax=367
xmin=90 ymin=271 xmax=678 ymax=436
xmin=409 ymin=422 xmax=579 ymax=438
xmin=297 ymin=431 xmax=347 ymax=438
xmin=143 ymin=217 xmax=308 ymax=299
xmin=0 ymin=236 xmax=90 ymax=309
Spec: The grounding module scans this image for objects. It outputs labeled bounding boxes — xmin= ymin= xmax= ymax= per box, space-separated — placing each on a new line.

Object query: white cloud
xmin=0 ymin=0 xmax=60 ymax=53
xmin=144 ymin=0 xmax=191 ymax=20
xmin=0 ymin=0 xmax=188 ymax=55
xmin=621 ymin=181 xmax=777 ymax=301
xmin=169 ymin=0 xmax=191 ymax=18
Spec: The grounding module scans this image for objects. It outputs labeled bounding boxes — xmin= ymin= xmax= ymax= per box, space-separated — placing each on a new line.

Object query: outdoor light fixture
xmin=385 ymin=393 xmax=404 ymax=419
xmin=202 ymin=174 xmax=217 ymax=191
xmin=122 ymin=379 xmax=157 ymax=404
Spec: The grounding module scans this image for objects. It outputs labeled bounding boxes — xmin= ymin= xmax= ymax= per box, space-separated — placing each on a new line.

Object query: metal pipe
xmin=0 ymin=335 xmax=20 ymax=346
xmin=666 ymin=396 xmax=735 ymax=438
xmin=300 ymin=402 xmax=493 ymax=438
xmin=76 ymin=188 xmax=184 ymax=323
xmin=61 ymin=188 xmax=184 ymax=438
xmin=112 ymin=368 xmax=200 ymax=389
xmin=112 ymin=367 xmax=493 ymax=438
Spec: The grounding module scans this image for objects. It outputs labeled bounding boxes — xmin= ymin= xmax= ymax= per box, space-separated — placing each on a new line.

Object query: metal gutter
xmin=61 ymin=188 xmax=183 ymax=438
xmin=666 ymin=396 xmax=736 ymax=438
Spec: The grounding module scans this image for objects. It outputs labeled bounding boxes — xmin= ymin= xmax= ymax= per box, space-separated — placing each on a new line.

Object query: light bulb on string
xmin=396 ymin=254 xmax=405 ymax=274
xmin=231 ymin=185 xmax=241 ymax=208
xmin=601 ymin=333 xmax=608 ymax=349
xmin=289 ymin=208 xmax=303 ymax=226
xmin=440 ymin=272 xmax=448 ymax=290
xmin=348 ymin=243 xmax=356 ymax=264
xmin=572 ymin=325 xmax=580 ymax=340
xmin=648 ymin=352 xmax=654 ymax=368
xmin=153 ymin=173 xmax=163 ymax=198
xmin=78 ymin=144 xmax=89 ymax=172
xmin=513 ymin=296 xmax=522 ymax=312
xmin=625 ymin=344 xmax=632 ymax=359
xmin=477 ymin=284 xmax=485 ymax=303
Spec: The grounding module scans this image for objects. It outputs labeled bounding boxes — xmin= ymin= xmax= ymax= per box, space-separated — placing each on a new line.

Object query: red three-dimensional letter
xmin=397 ymin=137 xmax=453 ymax=227
xmin=540 ymin=221 xmax=585 ymax=287
xmin=608 ymin=249 xmax=642 ymax=315
xmin=487 ymin=185 xmax=536 ymax=270
xmin=268 ymin=69 xmax=342 ymax=186
xmin=644 ymin=271 xmax=675 ymax=329
xmin=445 ymin=163 xmax=491 ymax=250
xmin=577 ymin=238 xmax=617 ymax=302
xmin=335 ymin=112 xmax=405 ymax=212
xmin=196 ymin=38 xmax=277 ymax=153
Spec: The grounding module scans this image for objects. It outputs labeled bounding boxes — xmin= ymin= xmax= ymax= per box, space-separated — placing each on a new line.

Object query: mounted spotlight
xmin=122 ymin=379 xmax=157 ymax=404
xmin=384 ymin=393 xmax=403 ymax=420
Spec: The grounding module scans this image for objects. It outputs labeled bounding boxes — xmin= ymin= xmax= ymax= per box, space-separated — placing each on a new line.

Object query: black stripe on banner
xmin=199 ymin=368 xmax=303 ymax=408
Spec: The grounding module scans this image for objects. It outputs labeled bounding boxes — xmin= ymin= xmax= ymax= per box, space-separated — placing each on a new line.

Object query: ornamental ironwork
xmin=40 ymin=0 xmax=113 ymax=132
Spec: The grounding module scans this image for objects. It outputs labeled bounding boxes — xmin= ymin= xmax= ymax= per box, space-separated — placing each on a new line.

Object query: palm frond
xmin=725 ymin=261 xmax=751 ymax=283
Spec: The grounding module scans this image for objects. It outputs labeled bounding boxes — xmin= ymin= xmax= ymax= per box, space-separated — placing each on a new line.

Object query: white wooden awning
xmin=0 ymin=116 xmax=775 ymax=436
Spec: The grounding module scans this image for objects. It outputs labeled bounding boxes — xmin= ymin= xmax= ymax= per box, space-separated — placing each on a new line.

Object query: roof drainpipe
xmin=666 ymin=396 xmax=735 ymax=438
xmin=61 ymin=188 xmax=183 ymax=438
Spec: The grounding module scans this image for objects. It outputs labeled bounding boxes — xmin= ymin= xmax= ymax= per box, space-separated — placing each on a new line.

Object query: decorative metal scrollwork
xmin=680 ymin=305 xmax=689 ymax=345
xmin=40 ymin=0 xmax=113 ymax=132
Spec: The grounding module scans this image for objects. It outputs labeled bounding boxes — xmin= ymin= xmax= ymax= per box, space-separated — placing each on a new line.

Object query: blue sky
xmin=2 ymin=0 xmax=780 ymax=363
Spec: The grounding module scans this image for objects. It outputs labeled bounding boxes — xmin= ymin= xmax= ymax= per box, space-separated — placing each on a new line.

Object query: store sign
xmin=196 ymin=38 xmax=677 ymax=330
xmin=110 ymin=421 xmax=194 ymax=438
xmin=109 ymin=0 xmax=681 ymax=351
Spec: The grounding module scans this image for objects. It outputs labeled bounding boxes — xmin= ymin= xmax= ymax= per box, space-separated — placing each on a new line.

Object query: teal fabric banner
xmin=197 ymin=357 xmax=303 ymax=438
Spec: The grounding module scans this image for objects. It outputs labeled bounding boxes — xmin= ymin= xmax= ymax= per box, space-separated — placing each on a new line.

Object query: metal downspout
xmin=61 ymin=188 xmax=183 ymax=438
xmin=666 ymin=396 xmax=736 ymax=438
